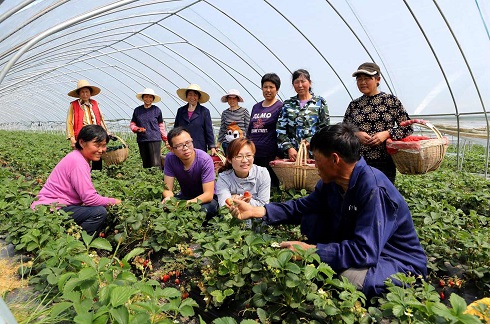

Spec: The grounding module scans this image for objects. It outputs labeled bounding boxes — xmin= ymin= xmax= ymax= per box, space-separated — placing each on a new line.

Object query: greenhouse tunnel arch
xmin=1 ymin=0 xmax=489 ymax=175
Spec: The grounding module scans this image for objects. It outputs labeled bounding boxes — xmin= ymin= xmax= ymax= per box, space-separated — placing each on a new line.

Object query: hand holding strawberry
xmin=241 ymin=191 xmax=252 ymax=203
xmin=225 ymin=197 xmax=234 ymax=206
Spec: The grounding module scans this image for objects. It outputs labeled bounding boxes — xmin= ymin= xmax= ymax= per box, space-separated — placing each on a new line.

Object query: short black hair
xmin=292 ymin=69 xmax=312 ymax=92
xmin=310 ymin=123 xmax=361 ymax=164
xmin=167 ymin=126 xmax=191 ymax=147
xmin=261 ymin=73 xmax=281 ymax=90
xmin=75 ymin=125 xmax=109 ymax=150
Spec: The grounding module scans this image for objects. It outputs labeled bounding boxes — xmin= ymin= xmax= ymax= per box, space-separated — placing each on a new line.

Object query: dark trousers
xmin=91 ymin=159 xmax=102 ymax=171
xmin=138 ymin=141 xmax=162 ymax=169
xmin=366 ymin=158 xmax=397 ymax=184
xmin=254 ymin=156 xmax=280 ymax=188
xmin=62 ymin=205 xmax=108 ymax=234
xmin=221 ymin=142 xmax=229 ymax=155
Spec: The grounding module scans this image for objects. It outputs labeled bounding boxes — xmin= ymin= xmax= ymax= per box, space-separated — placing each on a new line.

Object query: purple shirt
xmin=164 ymin=149 xmax=215 ymax=198
xmin=31 ymin=150 xmax=116 ymax=209
xmin=247 ymin=100 xmax=282 ymax=158
xmin=130 ymin=105 xmax=164 ymax=142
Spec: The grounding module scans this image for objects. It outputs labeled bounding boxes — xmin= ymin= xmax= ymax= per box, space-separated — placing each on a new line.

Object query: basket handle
xmin=295 ymin=141 xmax=308 ymax=166
xmin=110 ymin=134 xmax=128 ymax=147
xmin=215 ymin=151 xmax=226 ymax=164
xmin=294 ymin=141 xmax=309 ymax=189
xmin=399 ymin=119 xmax=444 ymax=144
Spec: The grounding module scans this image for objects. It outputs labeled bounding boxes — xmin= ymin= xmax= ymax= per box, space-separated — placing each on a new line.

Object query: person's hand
xmin=280 ymin=241 xmax=316 ymax=260
xmin=210 ymin=148 xmax=217 ymax=156
xmin=161 ymin=196 xmax=173 ymax=204
xmin=112 ymin=199 xmax=122 ymax=205
xmin=365 ymin=131 xmax=390 ymax=146
xmin=239 ymin=191 xmax=252 ymax=203
xmin=355 ymin=131 xmax=372 ymax=145
xmin=287 ymin=148 xmax=298 ymax=162
xmin=227 ymin=199 xmax=255 ymax=220
xmin=70 ymin=137 xmax=76 ymax=149
xmin=301 ymin=139 xmax=310 ymax=150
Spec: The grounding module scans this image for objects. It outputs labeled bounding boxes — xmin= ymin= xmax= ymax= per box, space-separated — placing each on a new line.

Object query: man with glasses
xmin=162 ymin=126 xmax=218 ymax=223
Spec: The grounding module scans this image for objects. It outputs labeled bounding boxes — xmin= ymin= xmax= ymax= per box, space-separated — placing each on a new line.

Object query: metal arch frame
xmin=263 ymin=0 xmax=354 ymax=101
xmin=0 ymin=0 xmax=141 ymax=84
xmin=7 ymin=30 xmax=140 ymax=73
xmin=174 ymin=14 xmax=261 ymax=101
xmin=201 ymin=0 xmax=291 ymax=101
xmin=0 ymin=42 xmax=186 ymax=104
xmin=0 ymin=0 xmax=71 ymax=44
xmin=402 ymin=1 xmax=461 ymax=169
xmin=330 ymin=0 xmax=396 ymax=95
xmin=344 ymin=0 xmax=396 ymax=94
xmin=9 ymin=12 xmax=175 ymax=62
xmin=0 ymin=0 xmax=206 ymax=118
xmin=0 ymin=0 xmax=37 ymax=24
xmin=432 ymin=0 xmax=490 ymax=177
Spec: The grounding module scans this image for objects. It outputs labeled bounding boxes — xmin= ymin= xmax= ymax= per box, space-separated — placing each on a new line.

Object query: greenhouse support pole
xmin=0 ymin=0 xmax=37 ymax=25
xmin=0 ymin=0 xmax=138 ymax=86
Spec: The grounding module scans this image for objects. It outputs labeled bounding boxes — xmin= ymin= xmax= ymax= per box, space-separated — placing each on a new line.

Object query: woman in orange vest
xmin=66 ymin=80 xmax=109 ymax=170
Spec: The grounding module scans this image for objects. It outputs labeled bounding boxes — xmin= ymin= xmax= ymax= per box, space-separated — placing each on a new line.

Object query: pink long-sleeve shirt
xmin=31 ymin=150 xmax=117 ymax=209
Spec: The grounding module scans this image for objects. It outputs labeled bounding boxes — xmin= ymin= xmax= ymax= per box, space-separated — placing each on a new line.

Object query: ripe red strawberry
xmin=448 ymin=280 xmax=454 ymax=287
xmin=439 ymin=279 xmax=445 ymax=287
xmin=175 ymin=270 xmax=181 ymax=277
xmin=99 ymin=232 xmax=105 ymax=238
xmin=181 ymin=292 xmax=189 ymax=299
xmin=175 ymin=278 xmax=180 ymax=285
xmin=161 ymin=274 xmax=170 ymax=282
xmin=439 ymin=291 xmax=445 ymax=300
xmin=225 ymin=198 xmax=234 ymax=206
xmin=243 ymin=191 xmax=251 ymax=198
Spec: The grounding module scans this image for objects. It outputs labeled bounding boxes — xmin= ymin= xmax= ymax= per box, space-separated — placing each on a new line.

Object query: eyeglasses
xmin=173 ymin=140 xmax=193 ymax=150
xmin=233 ymin=154 xmax=254 ymax=161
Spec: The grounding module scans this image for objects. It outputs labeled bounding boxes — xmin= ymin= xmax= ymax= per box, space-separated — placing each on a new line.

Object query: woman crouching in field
xmin=31 ymin=125 xmax=121 ymax=234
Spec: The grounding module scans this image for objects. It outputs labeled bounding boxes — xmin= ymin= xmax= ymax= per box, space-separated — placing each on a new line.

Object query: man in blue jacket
xmin=228 ymin=123 xmax=427 ymax=298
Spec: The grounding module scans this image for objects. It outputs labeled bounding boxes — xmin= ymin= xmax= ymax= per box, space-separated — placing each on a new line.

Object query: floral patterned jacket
xmin=343 ymin=92 xmax=413 ymax=162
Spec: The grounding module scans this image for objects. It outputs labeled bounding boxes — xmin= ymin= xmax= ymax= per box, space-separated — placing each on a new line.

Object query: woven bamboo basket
xmin=386 ymin=119 xmax=448 ymax=175
xmin=101 ymin=135 xmax=128 ymax=165
xmin=212 ymin=150 xmax=226 ymax=174
xmin=270 ymin=142 xmax=320 ymax=191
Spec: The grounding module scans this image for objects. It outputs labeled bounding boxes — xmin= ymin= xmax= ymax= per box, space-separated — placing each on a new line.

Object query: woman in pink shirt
xmin=31 ymin=125 xmax=122 ymax=234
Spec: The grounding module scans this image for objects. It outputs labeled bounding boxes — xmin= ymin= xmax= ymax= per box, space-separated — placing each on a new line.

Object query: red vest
xmin=71 ymin=99 xmax=102 ymax=139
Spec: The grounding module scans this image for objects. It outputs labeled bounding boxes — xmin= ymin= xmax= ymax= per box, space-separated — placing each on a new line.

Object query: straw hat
xmin=221 ymin=89 xmax=244 ymax=103
xmin=176 ymin=84 xmax=210 ymax=104
xmin=136 ymin=88 xmax=161 ymax=103
xmin=68 ymin=80 xmax=101 ymax=98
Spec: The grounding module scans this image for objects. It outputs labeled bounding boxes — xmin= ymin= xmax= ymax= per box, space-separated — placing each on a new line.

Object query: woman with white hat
xmin=174 ymin=84 xmax=217 ymax=155
xmin=66 ymin=79 xmax=109 ymax=171
xmin=130 ymin=88 xmax=168 ymax=168
xmin=216 ymin=89 xmax=250 ymax=154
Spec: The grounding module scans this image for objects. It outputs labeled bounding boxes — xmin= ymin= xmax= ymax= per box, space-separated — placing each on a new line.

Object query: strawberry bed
xmin=0 ymin=130 xmax=489 ymax=323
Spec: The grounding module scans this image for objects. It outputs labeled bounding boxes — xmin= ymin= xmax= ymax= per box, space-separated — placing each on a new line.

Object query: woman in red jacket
xmin=66 ymin=79 xmax=109 ymax=170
